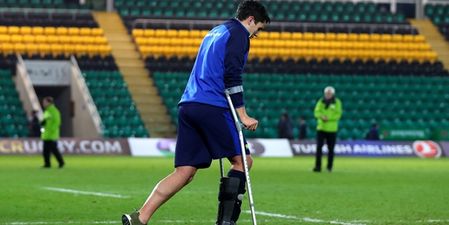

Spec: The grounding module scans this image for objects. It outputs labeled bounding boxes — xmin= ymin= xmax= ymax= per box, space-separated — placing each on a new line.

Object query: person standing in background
xmin=28 ymin=110 xmax=41 ymax=138
xmin=298 ymin=116 xmax=308 ymax=140
xmin=41 ymin=96 xmax=64 ymax=169
xmin=365 ymin=123 xmax=380 ymax=140
xmin=313 ymin=86 xmax=342 ymax=172
xmin=278 ymin=112 xmax=294 ymax=139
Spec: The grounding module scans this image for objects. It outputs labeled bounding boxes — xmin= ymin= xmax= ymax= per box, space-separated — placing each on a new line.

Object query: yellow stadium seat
xmin=348 ymin=33 xmax=358 ymax=41
xmin=0 ymin=26 xmax=7 ymax=34
xmin=414 ymin=35 xmax=425 ymax=42
xmin=68 ymin=27 xmax=80 ymax=36
xmin=369 ymin=34 xmax=381 ymax=42
xmin=99 ymin=45 xmax=112 ymax=55
xmin=324 ymin=33 xmax=336 ymax=41
xmin=189 ymin=30 xmax=201 ymax=38
xmin=154 ymin=29 xmax=168 ymax=37
xmin=71 ymin=36 xmax=84 ymax=44
xmin=200 ymin=30 xmax=209 ymax=37
xmin=10 ymin=35 xmax=23 ymax=43
xmin=336 ymin=33 xmax=348 ymax=41
xmin=380 ymin=34 xmax=392 ymax=42
xmin=59 ymin=36 xmax=70 ymax=44
xmin=20 ymin=26 xmax=32 ymax=35
xmin=47 ymin=35 xmax=60 ymax=44
xmin=166 ymin=29 xmax=178 ymax=37
xmin=83 ymin=36 xmax=96 ymax=44
xmin=303 ymin=32 xmax=314 ymax=40
xmin=25 ymin=43 xmax=38 ymax=54
xmin=35 ymin=35 xmax=48 ymax=43
xmin=50 ymin=44 xmax=63 ymax=54
xmin=135 ymin=37 xmax=146 ymax=46
xmin=284 ymin=40 xmax=296 ymax=48
xmin=314 ymin=33 xmax=325 ymax=41
xmin=359 ymin=34 xmax=369 ymax=42
xmin=280 ymin=32 xmax=292 ymax=40
xmin=402 ymin=35 xmax=414 ymax=42
xmin=38 ymin=44 xmax=51 ymax=54
xmin=75 ymin=44 xmax=87 ymax=54
xmin=177 ymin=30 xmax=189 ymax=38
xmin=14 ymin=43 xmax=26 ymax=53
xmin=87 ymin=45 xmax=99 ymax=55
xmin=392 ymin=34 xmax=403 ymax=42
xmin=143 ymin=29 xmax=155 ymax=37
xmin=32 ymin=27 xmax=44 ymax=35
xmin=8 ymin=26 xmax=20 ymax=34
xmin=0 ymin=34 xmax=10 ymax=43
xmin=63 ymin=44 xmax=75 ymax=54
xmin=1 ymin=43 xmax=14 ymax=53
xmin=268 ymin=32 xmax=281 ymax=39
xmin=80 ymin=27 xmax=91 ymax=36
xmin=56 ymin=27 xmax=68 ymax=35
xmin=132 ymin=29 xmax=144 ymax=37
xmin=420 ymin=43 xmax=431 ymax=51
xmin=22 ymin=35 xmax=35 ymax=43
xmin=339 ymin=41 xmax=351 ymax=49
xmin=352 ymin=42 xmax=364 ymax=49
xmin=256 ymin=32 xmax=268 ymax=39
xmin=94 ymin=37 xmax=107 ymax=45
xmin=91 ymin=28 xmax=104 ymax=36
xmin=44 ymin=27 xmax=56 ymax=35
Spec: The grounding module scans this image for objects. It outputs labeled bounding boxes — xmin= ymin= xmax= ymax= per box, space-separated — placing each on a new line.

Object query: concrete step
xmin=106 ymin=35 xmax=132 ymax=42
xmin=139 ymin=106 xmax=167 ymax=114
xmin=133 ymin=98 xmax=162 ymax=105
xmin=112 ymin=49 xmax=141 ymax=58
xmin=116 ymin=60 xmax=145 ymax=67
xmin=143 ymin=115 xmax=172 ymax=124
xmin=110 ymin=44 xmax=136 ymax=51
xmin=124 ymin=76 xmax=153 ymax=83
xmin=113 ymin=51 xmax=141 ymax=59
xmin=129 ymin=87 xmax=157 ymax=95
xmin=120 ymin=67 xmax=148 ymax=75
xmin=94 ymin=11 xmax=176 ymax=137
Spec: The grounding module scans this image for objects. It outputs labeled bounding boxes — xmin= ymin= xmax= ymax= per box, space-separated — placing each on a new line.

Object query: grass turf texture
xmin=0 ymin=156 xmax=448 ymax=225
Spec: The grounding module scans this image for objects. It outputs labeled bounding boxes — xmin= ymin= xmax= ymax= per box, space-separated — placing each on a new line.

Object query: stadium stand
xmin=1 ymin=1 xmax=448 ymax=140
xmin=82 ymin=69 xmax=148 ymax=138
xmin=117 ymin=0 xmax=407 ymax=30
xmin=0 ymin=8 xmax=148 ymax=138
xmin=153 ymin=72 xmax=449 ymax=139
xmin=425 ymin=3 xmax=449 ymax=40
xmin=128 ymin=1 xmax=448 ymax=139
xmin=134 ymin=29 xmax=438 ymax=63
xmin=0 ymin=0 xmax=91 ymax=9
xmin=0 ymin=64 xmax=29 ymax=137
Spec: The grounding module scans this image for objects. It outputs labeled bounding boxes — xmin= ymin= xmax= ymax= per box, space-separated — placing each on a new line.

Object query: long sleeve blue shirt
xmin=179 ymin=18 xmax=249 ymax=108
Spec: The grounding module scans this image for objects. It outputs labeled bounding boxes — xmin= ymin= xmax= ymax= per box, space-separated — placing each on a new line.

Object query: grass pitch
xmin=0 ymin=156 xmax=448 ymax=225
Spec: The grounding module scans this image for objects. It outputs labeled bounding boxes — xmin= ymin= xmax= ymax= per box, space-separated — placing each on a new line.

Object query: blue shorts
xmin=175 ymin=102 xmax=249 ymax=169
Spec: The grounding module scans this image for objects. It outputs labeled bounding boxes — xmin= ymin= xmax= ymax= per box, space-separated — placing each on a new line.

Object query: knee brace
xmin=216 ymin=177 xmax=244 ymax=225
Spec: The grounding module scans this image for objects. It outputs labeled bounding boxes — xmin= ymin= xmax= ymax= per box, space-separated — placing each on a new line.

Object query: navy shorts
xmin=175 ymin=102 xmax=249 ymax=169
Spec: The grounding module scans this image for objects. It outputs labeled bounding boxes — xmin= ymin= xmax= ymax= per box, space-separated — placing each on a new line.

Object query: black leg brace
xmin=216 ymin=170 xmax=246 ymax=225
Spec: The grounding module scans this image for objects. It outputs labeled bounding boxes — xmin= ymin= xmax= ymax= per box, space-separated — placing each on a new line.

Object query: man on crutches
xmin=121 ymin=1 xmax=270 ymax=225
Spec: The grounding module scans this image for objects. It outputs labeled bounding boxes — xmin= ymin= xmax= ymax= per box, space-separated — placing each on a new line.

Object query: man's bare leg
xmin=138 ymin=166 xmax=197 ymax=224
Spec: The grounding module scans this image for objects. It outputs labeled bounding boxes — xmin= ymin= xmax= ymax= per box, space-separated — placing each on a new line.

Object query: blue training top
xmin=179 ymin=18 xmax=250 ymax=108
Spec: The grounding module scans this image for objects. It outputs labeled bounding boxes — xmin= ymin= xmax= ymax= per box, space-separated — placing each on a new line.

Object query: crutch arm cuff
xmin=229 ymin=92 xmax=244 ymax=108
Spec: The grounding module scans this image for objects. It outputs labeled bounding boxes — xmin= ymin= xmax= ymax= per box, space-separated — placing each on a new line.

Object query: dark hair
xmin=43 ymin=96 xmax=54 ymax=104
xmin=236 ymin=0 xmax=271 ymax=24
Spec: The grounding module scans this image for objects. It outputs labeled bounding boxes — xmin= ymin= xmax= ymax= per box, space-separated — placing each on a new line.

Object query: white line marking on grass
xmin=427 ymin=219 xmax=449 ymax=223
xmin=4 ymin=219 xmax=271 ymax=225
xmin=4 ymin=221 xmax=117 ymax=225
xmin=245 ymin=210 xmax=367 ymax=225
xmin=42 ymin=187 xmax=130 ymax=199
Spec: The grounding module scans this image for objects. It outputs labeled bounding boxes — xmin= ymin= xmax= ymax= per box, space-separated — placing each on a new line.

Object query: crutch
xmin=223 ymin=89 xmax=257 ymax=225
